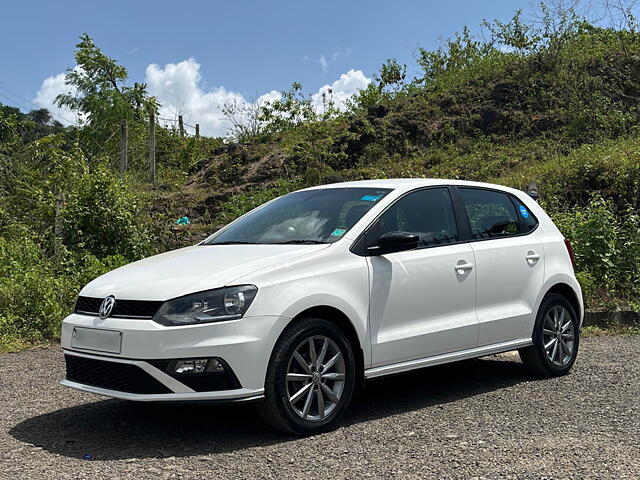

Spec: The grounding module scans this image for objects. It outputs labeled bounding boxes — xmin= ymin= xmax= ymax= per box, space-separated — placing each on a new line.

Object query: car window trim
xmin=451 ymin=186 xmax=539 ymax=243
xmin=350 ymin=185 xmax=467 ymax=256
xmin=508 ymin=193 xmax=540 ymax=234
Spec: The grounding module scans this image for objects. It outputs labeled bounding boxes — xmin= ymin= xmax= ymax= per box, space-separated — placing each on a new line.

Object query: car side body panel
xmin=231 ymin=241 xmax=372 ymax=367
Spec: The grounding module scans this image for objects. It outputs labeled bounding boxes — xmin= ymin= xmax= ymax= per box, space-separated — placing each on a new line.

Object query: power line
xmin=0 ymin=83 xmax=78 ymax=126
xmin=0 ymin=92 xmax=31 ymax=112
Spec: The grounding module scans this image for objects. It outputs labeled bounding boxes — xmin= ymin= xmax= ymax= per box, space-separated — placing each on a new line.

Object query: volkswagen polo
xmin=61 ymin=179 xmax=583 ymax=434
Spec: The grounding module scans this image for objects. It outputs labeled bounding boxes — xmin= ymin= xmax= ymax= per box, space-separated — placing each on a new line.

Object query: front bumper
xmin=61 ymin=350 xmax=264 ymax=402
xmin=60 ymin=312 xmax=291 ymax=402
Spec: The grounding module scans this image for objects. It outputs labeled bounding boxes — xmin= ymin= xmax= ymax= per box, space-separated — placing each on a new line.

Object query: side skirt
xmin=364 ymin=338 xmax=533 ymax=379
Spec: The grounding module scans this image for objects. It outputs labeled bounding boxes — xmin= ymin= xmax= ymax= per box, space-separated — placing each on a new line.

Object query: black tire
xmin=258 ymin=317 xmax=356 ymax=435
xmin=519 ymin=293 xmax=580 ymax=377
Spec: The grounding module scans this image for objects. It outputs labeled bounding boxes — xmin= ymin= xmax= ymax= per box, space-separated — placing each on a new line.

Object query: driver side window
xmin=376 ymin=188 xmax=459 ymax=247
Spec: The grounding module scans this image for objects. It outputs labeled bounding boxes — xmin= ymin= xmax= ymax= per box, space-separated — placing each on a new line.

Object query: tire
xmin=519 ymin=293 xmax=580 ymax=377
xmin=258 ymin=317 xmax=356 ymax=435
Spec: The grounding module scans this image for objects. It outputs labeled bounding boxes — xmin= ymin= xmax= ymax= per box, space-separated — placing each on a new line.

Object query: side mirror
xmin=367 ymin=231 xmax=419 ymax=256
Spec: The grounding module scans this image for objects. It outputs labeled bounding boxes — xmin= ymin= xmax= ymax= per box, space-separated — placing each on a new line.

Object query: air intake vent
xmin=75 ymin=296 xmax=163 ymax=319
xmin=65 ymin=354 xmax=172 ymax=394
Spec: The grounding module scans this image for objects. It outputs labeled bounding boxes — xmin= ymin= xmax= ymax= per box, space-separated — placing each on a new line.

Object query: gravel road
xmin=1 ymin=336 xmax=638 ymax=479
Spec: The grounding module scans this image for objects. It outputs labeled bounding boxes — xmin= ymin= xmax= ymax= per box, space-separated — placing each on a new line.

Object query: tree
xmin=378 ymin=58 xmax=406 ymax=90
xmin=55 ymin=34 xmax=157 ymax=153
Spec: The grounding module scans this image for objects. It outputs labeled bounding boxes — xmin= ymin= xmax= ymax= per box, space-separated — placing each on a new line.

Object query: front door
xmin=367 ymin=187 xmax=478 ymax=368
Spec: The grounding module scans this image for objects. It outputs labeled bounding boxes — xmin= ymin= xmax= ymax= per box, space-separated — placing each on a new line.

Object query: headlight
xmin=153 ymin=285 xmax=258 ymax=326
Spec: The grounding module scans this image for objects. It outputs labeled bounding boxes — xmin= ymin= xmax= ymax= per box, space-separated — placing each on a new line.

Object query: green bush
xmin=552 ymin=196 xmax=640 ymax=309
xmin=0 ymin=234 xmax=127 ymax=350
xmin=61 ymin=163 xmax=154 ymax=260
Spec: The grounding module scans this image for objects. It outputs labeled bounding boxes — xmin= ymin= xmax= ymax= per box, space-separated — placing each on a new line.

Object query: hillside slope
xmin=2 ymin=11 xmax=640 ymax=351
xmin=168 ymin=19 xmax=640 ymax=312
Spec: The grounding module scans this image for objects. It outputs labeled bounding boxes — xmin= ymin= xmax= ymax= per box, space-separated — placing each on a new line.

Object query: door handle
xmin=455 ymin=261 xmax=474 ymax=274
xmin=526 ymin=251 xmax=541 ymax=264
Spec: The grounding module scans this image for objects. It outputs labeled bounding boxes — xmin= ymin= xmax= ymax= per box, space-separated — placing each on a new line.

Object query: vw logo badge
xmin=99 ymin=295 xmax=116 ymax=319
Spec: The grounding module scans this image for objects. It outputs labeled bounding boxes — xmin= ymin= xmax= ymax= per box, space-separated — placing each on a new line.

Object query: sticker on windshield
xmin=361 ymin=194 xmax=382 ymax=202
xmin=331 ymin=228 xmax=346 ymax=237
xmin=519 ymin=205 xmax=530 ymax=218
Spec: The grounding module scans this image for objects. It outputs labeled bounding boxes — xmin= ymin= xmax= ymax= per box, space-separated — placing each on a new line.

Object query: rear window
xmin=458 ymin=188 xmax=520 ymax=239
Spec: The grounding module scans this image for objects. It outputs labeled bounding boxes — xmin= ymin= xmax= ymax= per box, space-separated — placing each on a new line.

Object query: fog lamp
xmin=174 ymin=359 xmax=208 ymax=374
xmin=171 ymin=358 xmax=225 ymax=375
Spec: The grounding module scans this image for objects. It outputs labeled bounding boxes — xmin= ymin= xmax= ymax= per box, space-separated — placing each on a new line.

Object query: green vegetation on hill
xmin=2 ymin=4 xmax=640 ymax=351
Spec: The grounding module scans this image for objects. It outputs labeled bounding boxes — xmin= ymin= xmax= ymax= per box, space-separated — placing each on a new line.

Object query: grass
xmin=0 ymin=338 xmax=57 ymax=354
xmin=581 ymin=325 xmax=640 ymax=337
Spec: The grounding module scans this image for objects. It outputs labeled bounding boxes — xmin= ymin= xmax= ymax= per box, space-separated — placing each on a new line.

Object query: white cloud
xmin=32 ymin=72 xmax=79 ymax=125
xmin=332 ymin=47 xmax=352 ymax=61
xmin=146 ymin=58 xmax=246 ymax=137
xmin=34 ymin=59 xmax=371 ymax=137
xmin=311 ymin=69 xmax=371 ymax=112
xmin=146 ymin=59 xmax=370 ymax=136
xmin=317 ymin=54 xmax=329 ymax=73
xmin=256 ymin=90 xmax=282 ymax=107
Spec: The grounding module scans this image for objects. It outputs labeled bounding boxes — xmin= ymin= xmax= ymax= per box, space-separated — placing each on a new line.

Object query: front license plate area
xmin=71 ymin=327 xmax=122 ymax=354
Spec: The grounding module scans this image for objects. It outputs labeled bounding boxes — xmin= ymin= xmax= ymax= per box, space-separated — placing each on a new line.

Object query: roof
xmin=302 ymin=178 xmax=523 ymax=196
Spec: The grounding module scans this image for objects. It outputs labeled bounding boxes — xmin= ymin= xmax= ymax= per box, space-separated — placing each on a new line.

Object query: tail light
xmin=564 ymin=238 xmax=576 ymax=269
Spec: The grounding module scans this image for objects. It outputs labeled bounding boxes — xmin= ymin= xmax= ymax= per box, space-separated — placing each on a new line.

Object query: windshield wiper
xmin=275 ymin=240 xmax=329 ymax=245
xmin=207 ymin=241 xmax=259 ymax=245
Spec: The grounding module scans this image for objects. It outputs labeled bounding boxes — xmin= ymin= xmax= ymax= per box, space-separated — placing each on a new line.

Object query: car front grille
xmin=75 ymin=296 xmax=163 ymax=319
xmin=64 ymin=354 xmax=172 ymax=394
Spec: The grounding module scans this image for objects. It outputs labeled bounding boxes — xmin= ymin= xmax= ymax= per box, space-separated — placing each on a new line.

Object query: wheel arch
xmin=274 ymin=305 xmax=366 ymax=390
xmin=543 ymin=282 xmax=582 ymax=323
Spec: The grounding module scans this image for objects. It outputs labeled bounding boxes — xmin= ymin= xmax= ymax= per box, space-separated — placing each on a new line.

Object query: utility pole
xmin=195 ymin=123 xmax=200 ymax=138
xmin=178 ymin=115 xmax=184 ymax=137
xmin=119 ymin=119 xmax=128 ymax=175
xmin=149 ymin=111 xmax=156 ymax=182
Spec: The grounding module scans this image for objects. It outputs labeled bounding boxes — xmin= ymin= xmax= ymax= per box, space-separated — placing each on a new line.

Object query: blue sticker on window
xmin=331 ymin=228 xmax=346 ymax=237
xmin=361 ymin=194 xmax=382 ymax=202
xmin=519 ymin=205 xmax=530 ymax=218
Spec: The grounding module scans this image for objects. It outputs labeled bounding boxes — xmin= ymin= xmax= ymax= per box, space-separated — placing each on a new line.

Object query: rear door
xmin=367 ymin=187 xmax=478 ymax=367
xmin=455 ymin=187 xmax=544 ymax=346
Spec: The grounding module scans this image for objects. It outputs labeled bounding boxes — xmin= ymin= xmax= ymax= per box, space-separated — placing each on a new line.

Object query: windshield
xmin=204 ymin=188 xmax=392 ymax=245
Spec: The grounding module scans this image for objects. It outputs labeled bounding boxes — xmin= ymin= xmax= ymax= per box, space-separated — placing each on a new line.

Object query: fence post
xmin=54 ymin=192 xmax=65 ymax=259
xmin=195 ymin=123 xmax=200 ymax=138
xmin=119 ymin=119 xmax=128 ymax=175
xmin=149 ymin=111 xmax=156 ymax=182
xmin=178 ymin=115 xmax=184 ymax=137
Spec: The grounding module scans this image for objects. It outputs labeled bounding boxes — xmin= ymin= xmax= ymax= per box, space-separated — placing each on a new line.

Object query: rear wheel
xmin=258 ymin=318 xmax=356 ymax=434
xmin=519 ymin=293 xmax=580 ymax=377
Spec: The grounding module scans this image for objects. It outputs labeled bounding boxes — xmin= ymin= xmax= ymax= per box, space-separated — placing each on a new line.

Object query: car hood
xmin=80 ymin=244 xmax=330 ymax=301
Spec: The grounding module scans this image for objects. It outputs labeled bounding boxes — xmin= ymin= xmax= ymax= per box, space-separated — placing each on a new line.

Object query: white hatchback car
xmin=61 ymin=179 xmax=582 ymax=434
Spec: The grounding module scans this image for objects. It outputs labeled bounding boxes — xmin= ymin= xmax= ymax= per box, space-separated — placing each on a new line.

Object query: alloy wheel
xmin=285 ymin=335 xmax=346 ymax=421
xmin=542 ymin=305 xmax=575 ymax=366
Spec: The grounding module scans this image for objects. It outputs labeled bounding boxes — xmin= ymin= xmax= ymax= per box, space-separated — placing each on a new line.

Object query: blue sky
xmin=0 ymin=0 xmax=533 ymax=135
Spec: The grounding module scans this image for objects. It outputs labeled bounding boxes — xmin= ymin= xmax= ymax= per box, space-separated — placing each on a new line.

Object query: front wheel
xmin=258 ymin=318 xmax=356 ymax=435
xmin=519 ymin=293 xmax=580 ymax=377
